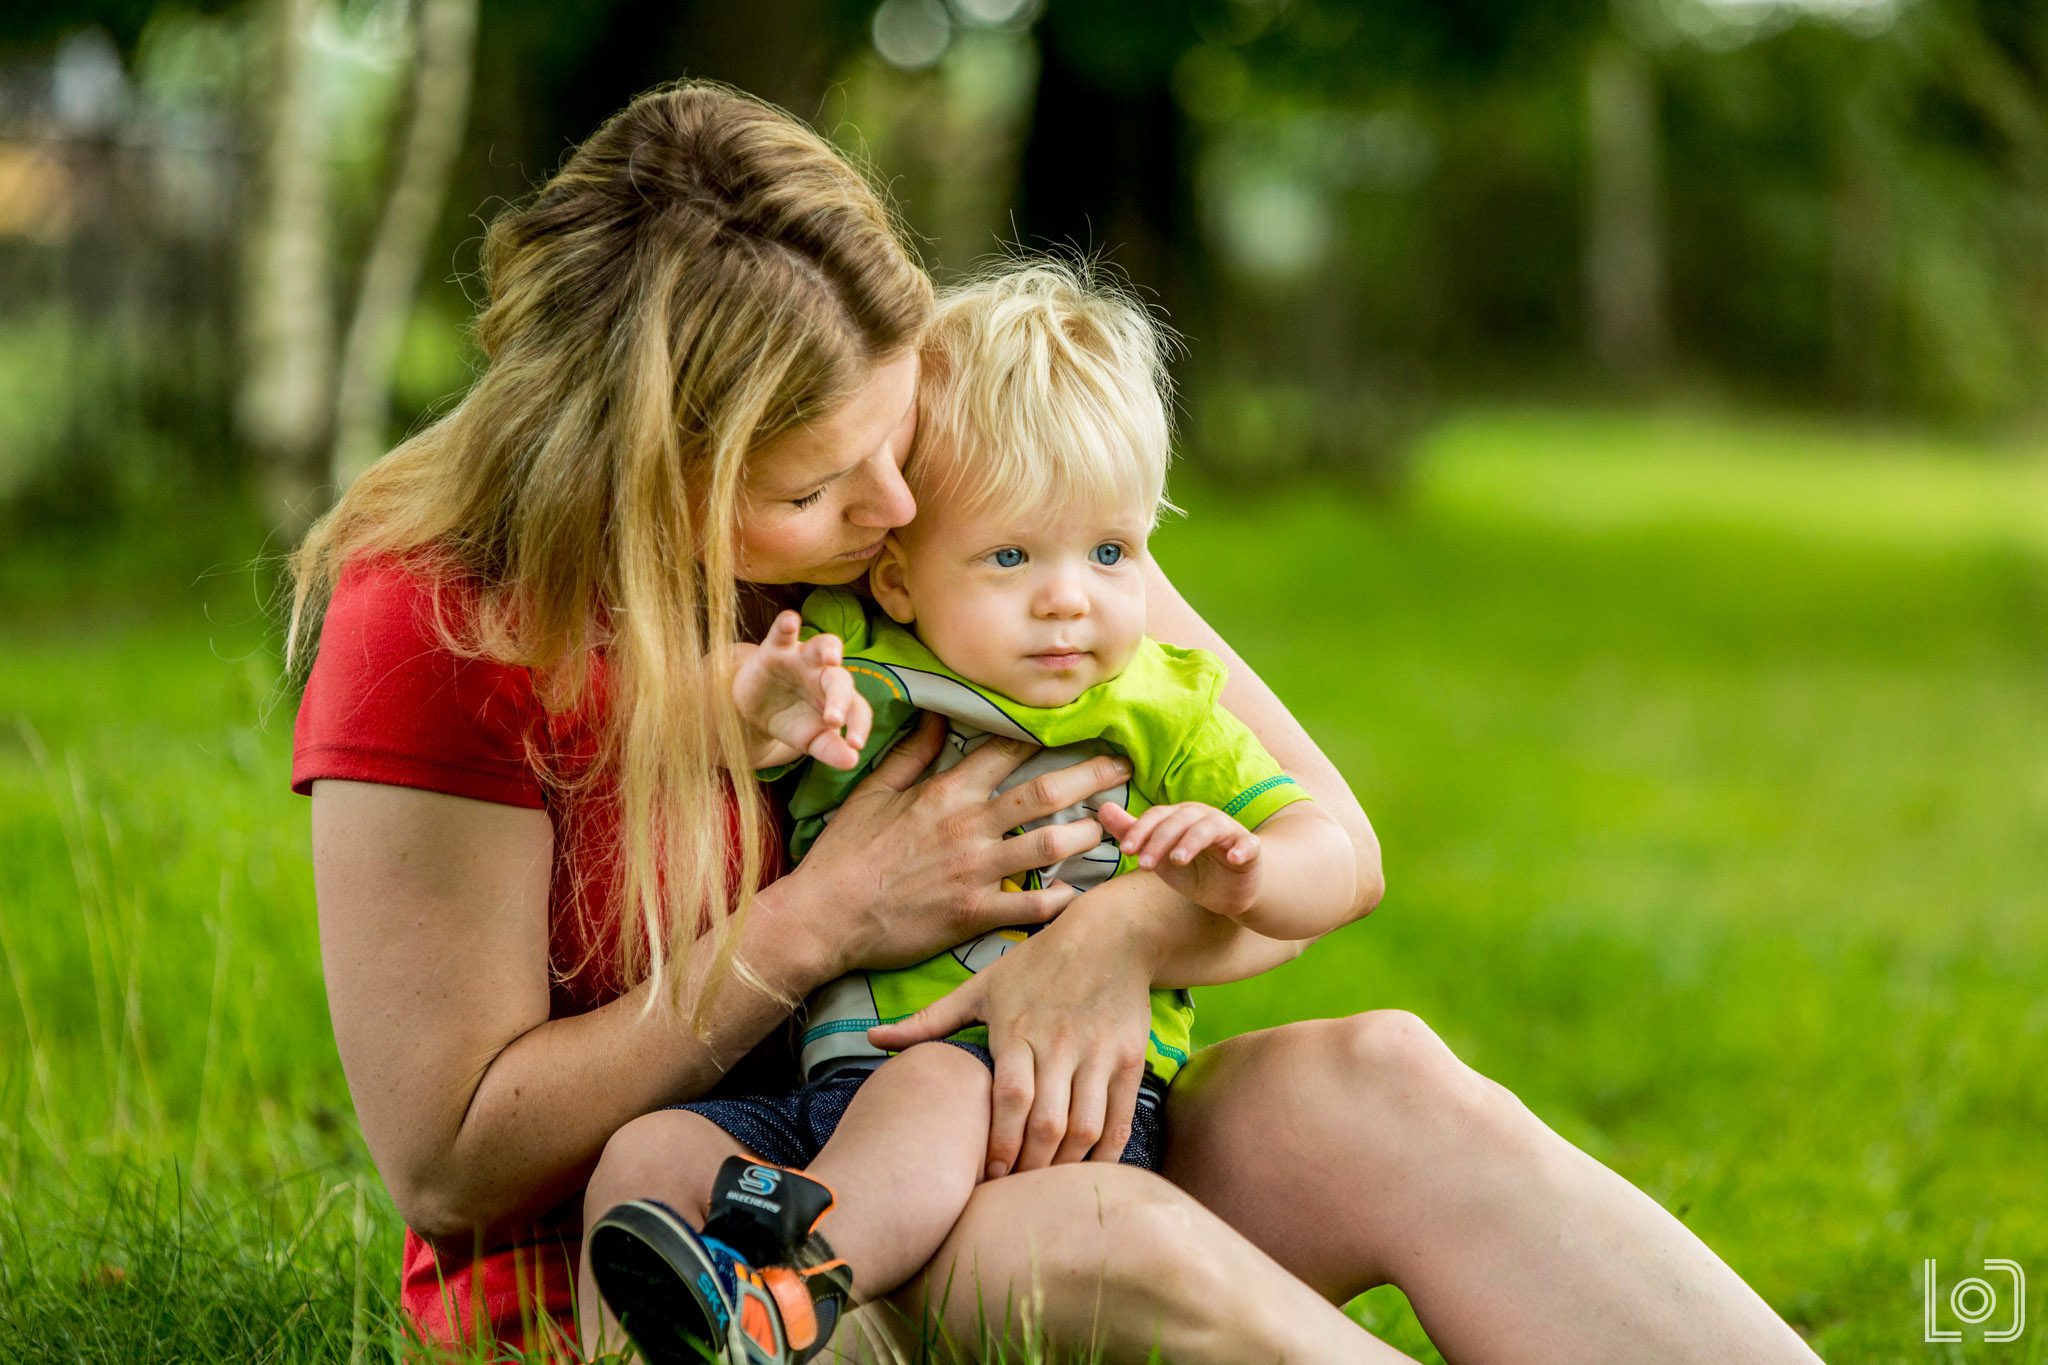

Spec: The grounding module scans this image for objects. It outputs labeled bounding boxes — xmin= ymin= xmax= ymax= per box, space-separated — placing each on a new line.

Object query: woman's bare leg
xmin=1165 ymin=1011 xmax=1823 ymax=1365
xmin=827 ymin=1163 xmax=1418 ymax=1365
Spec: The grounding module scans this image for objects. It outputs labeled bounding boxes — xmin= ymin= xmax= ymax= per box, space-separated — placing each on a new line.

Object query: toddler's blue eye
xmin=1091 ymin=543 xmax=1124 ymax=566
xmin=991 ymin=547 xmax=1025 ymax=568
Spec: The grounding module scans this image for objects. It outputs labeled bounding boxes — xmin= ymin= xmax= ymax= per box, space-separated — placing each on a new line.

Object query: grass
xmin=3 ymin=403 xmax=2045 ymax=1362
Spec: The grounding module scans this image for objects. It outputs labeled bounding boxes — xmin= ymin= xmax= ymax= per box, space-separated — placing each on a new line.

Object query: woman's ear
xmin=869 ymin=536 xmax=916 ymax=625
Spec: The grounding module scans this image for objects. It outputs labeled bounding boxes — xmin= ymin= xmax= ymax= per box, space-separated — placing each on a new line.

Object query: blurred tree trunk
xmin=330 ymin=0 xmax=480 ymax=488
xmin=1017 ymin=33 xmax=1199 ymax=332
xmin=237 ymin=0 xmax=336 ymax=535
xmin=1827 ymin=141 xmax=1890 ymax=408
xmin=1583 ymin=36 xmax=1671 ymax=378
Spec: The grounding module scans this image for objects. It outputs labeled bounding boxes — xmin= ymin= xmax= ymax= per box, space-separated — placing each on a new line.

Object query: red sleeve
xmin=292 ymin=561 xmax=547 ymax=809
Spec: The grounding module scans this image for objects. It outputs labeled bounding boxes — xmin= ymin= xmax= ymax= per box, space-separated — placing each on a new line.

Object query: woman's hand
xmin=868 ymin=881 xmax=1159 ymax=1178
xmin=782 ymin=712 xmax=1135 ymax=973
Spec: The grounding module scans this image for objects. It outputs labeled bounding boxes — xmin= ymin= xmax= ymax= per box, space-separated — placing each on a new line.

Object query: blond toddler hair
xmin=909 ymin=260 xmax=1181 ymax=527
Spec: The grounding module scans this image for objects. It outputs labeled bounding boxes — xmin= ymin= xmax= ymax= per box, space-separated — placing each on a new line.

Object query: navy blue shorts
xmin=675 ymin=1041 xmax=1170 ymax=1172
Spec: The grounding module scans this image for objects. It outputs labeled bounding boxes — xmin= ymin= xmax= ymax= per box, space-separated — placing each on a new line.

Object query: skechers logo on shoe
xmin=739 ymin=1165 xmax=781 ymax=1198
xmin=697 ymin=1271 xmax=729 ymax=1330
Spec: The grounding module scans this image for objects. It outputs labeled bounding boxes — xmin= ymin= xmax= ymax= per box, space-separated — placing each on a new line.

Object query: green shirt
xmin=771 ymin=587 xmax=1311 ymax=1083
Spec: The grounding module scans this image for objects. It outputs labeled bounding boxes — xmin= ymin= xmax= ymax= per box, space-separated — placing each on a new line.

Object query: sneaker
xmin=589 ymin=1160 xmax=852 ymax=1365
xmin=588 ymin=1199 xmax=796 ymax=1364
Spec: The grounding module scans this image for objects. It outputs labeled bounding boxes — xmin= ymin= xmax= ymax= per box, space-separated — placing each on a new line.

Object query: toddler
xmin=589 ymin=263 xmax=1360 ymax=1365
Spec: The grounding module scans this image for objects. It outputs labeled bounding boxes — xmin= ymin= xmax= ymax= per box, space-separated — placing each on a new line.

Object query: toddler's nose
xmin=1034 ymin=571 xmax=1089 ymax=619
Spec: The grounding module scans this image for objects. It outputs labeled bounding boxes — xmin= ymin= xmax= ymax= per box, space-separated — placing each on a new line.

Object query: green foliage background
xmin=4 ymin=407 xmax=2045 ymax=1361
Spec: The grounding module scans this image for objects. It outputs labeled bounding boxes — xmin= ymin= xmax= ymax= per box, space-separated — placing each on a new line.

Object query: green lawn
xmin=3 ymin=405 xmax=2044 ymax=1362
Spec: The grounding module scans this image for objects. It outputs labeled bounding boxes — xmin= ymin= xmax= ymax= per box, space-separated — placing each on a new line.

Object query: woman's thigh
xmin=828 ymin=1162 xmax=1400 ymax=1365
xmin=1163 ymin=1010 xmax=1537 ymax=1302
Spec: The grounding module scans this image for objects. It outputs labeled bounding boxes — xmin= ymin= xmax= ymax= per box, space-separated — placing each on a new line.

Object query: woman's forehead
xmin=750 ymin=352 xmax=918 ymax=490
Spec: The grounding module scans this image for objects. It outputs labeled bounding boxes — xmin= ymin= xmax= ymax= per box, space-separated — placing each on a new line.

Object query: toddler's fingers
xmin=1114 ymin=803 xmax=1172 ymax=857
xmin=766 ymin=610 xmax=802 ymax=647
xmin=808 ymin=729 xmax=861 ymax=771
xmin=1096 ymin=802 xmax=1133 ymax=837
xmin=844 ymin=692 xmax=873 ymax=751
xmin=1221 ymin=827 xmax=1262 ymax=867
xmin=817 ymin=663 xmax=857 ymax=727
xmin=1169 ymin=813 xmax=1237 ymax=867
xmin=1137 ymin=807 xmax=1206 ymax=870
xmin=800 ymin=631 xmax=843 ymax=671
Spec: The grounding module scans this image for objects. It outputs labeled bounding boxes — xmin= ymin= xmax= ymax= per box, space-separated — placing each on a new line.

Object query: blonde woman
xmin=291 ymin=82 xmax=1823 ymax=1363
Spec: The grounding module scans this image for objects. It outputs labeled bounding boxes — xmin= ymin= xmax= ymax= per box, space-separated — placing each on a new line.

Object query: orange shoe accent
xmin=738 ymin=1291 xmax=779 ymax=1351
xmin=764 ymin=1268 xmax=819 ymax=1350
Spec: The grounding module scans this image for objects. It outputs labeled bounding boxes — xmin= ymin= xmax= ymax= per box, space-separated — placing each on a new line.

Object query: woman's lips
xmin=836 ymin=536 xmax=888 ymax=561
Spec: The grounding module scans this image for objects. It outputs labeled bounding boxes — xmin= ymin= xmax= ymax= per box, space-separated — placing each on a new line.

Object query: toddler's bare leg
xmin=805 ymin=1041 xmax=992 ymax=1302
xmin=577 ymin=1109 xmax=749 ymax=1357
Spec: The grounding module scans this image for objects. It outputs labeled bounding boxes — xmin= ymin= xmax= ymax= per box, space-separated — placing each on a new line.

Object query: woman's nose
xmin=848 ymin=453 xmax=917 ymax=530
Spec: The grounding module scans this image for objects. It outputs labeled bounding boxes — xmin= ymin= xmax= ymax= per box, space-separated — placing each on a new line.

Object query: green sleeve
xmin=799 ymin=585 xmax=875 ymax=650
xmin=1156 ymin=700 xmax=1313 ymax=830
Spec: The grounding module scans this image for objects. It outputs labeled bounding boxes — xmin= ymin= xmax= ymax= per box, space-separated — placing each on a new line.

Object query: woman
xmin=291 ymin=82 xmax=1821 ymax=1363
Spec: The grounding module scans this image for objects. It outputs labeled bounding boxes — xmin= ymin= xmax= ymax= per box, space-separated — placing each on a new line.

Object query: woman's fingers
xmin=985 ymin=1040 xmax=1035 ymax=1180
xmin=1088 ymin=1049 xmax=1146 ymax=1164
xmin=859 ymin=711 xmax=947 ymax=792
xmin=963 ymin=751 xmax=1130 ymax=832
xmin=1052 ymin=1049 xmax=1114 ymax=1166
xmin=1011 ymin=1042 xmax=1075 ymax=1175
xmin=989 ymin=819 xmax=1103 ymax=886
xmin=866 ymin=975 xmax=985 ymax=1051
xmin=942 ymin=734 xmax=1039 ymax=793
xmin=963 ymin=881 xmax=1078 ymax=938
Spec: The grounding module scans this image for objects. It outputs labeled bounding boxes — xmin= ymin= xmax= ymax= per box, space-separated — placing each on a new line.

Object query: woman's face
xmin=735 ymin=351 xmax=920 ymax=586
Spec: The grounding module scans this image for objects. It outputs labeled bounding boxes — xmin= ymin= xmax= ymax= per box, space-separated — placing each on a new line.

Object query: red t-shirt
xmin=292 ymin=558 xmax=779 ymax=1357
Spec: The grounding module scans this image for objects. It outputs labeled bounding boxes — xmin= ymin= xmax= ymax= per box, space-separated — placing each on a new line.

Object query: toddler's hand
xmin=732 ymin=611 xmax=872 ymax=770
xmin=1098 ymin=801 xmax=1262 ymax=919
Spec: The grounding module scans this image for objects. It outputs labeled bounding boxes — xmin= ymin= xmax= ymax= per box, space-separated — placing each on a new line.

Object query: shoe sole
xmin=589 ymin=1200 xmax=738 ymax=1364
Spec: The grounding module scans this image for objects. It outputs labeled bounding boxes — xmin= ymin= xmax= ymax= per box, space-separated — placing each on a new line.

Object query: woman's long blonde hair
xmin=288 ymin=81 xmax=931 ymax=1018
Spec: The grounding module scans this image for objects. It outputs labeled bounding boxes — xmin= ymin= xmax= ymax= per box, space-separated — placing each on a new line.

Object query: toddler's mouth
xmin=1028 ymin=649 xmax=1089 ymax=670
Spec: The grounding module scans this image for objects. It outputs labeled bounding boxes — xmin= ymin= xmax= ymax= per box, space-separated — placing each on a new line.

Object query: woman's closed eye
xmin=790 ymin=488 xmax=826 ymax=510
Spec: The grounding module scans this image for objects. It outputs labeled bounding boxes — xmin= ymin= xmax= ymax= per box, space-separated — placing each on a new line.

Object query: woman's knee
xmin=1027 ymin=1168 xmax=1228 ymax=1308
xmin=1309 ymin=1010 xmax=1533 ymax=1144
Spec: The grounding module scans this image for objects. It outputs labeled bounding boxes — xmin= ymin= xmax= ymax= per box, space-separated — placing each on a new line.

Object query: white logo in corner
xmin=1924 ymin=1258 xmax=2025 ymax=1343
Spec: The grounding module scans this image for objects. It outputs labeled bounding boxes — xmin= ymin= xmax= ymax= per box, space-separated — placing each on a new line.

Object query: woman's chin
xmin=801 ymin=558 xmax=873 ymax=587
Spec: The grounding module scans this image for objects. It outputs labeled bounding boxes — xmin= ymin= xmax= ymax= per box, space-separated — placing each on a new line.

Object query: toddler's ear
xmin=869 ymin=535 xmax=917 ymax=625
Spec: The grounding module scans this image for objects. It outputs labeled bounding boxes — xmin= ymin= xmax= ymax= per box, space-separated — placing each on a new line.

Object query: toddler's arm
xmin=1099 ymin=799 xmax=1356 ymax=941
xmin=727 ymin=610 xmax=871 ymax=771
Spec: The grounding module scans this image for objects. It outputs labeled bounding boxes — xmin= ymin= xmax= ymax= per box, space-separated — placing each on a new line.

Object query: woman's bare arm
xmin=1076 ymin=559 xmax=1382 ymax=992
xmin=314 ymin=721 xmax=1125 ymax=1247
xmin=1146 ymin=558 xmax=1385 ymax=920
xmin=312 ymin=780 xmax=834 ymax=1248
